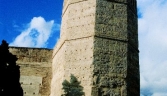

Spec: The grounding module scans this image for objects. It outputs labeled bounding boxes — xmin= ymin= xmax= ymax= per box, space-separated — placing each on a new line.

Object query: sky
xmin=0 ymin=0 xmax=167 ymax=96
xmin=0 ymin=0 xmax=63 ymax=48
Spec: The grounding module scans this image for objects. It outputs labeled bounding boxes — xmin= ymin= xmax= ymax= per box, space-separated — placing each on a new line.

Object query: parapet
xmin=9 ymin=47 xmax=52 ymax=66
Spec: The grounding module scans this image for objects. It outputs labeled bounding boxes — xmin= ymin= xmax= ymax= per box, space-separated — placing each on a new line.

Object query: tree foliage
xmin=62 ymin=74 xmax=85 ymax=96
xmin=0 ymin=40 xmax=23 ymax=96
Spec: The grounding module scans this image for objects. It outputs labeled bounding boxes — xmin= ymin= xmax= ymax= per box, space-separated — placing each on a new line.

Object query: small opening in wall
xmin=113 ymin=4 xmax=115 ymax=9
xmin=33 ymin=92 xmax=35 ymax=95
xmin=6 ymin=63 xmax=9 ymax=66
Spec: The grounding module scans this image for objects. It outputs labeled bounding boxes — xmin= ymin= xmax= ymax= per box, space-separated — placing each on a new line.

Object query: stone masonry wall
xmin=60 ymin=0 xmax=96 ymax=40
xmin=127 ymin=0 xmax=140 ymax=95
xmin=91 ymin=0 xmax=139 ymax=95
xmin=9 ymin=47 xmax=52 ymax=96
xmin=52 ymin=0 xmax=139 ymax=96
xmin=92 ymin=0 xmax=128 ymax=95
xmin=92 ymin=38 xmax=128 ymax=96
xmin=51 ymin=0 xmax=96 ymax=96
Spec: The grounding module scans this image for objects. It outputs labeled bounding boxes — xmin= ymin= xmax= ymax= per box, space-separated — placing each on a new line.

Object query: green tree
xmin=0 ymin=40 xmax=23 ymax=96
xmin=62 ymin=74 xmax=84 ymax=96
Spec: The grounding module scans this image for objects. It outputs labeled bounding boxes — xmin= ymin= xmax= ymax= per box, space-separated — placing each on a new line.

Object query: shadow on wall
xmin=0 ymin=40 xmax=23 ymax=96
xmin=62 ymin=74 xmax=85 ymax=96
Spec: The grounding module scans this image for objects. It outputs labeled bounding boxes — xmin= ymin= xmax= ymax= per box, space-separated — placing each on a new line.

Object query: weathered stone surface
xmin=52 ymin=0 xmax=96 ymax=95
xmin=9 ymin=47 xmax=52 ymax=96
xmin=52 ymin=37 xmax=94 ymax=96
xmin=52 ymin=0 xmax=139 ymax=96
xmin=60 ymin=0 xmax=96 ymax=41
xmin=91 ymin=0 xmax=139 ymax=96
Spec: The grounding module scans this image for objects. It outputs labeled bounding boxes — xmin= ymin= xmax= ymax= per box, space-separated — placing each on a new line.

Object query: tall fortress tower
xmin=51 ymin=0 xmax=139 ymax=95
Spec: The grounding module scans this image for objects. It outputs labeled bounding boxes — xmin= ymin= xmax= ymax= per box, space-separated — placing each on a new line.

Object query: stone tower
xmin=51 ymin=0 xmax=139 ymax=96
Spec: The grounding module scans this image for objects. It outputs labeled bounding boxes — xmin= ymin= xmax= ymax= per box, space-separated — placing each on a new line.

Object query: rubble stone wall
xmin=91 ymin=0 xmax=139 ymax=95
xmin=53 ymin=0 xmax=139 ymax=96
xmin=9 ymin=47 xmax=52 ymax=96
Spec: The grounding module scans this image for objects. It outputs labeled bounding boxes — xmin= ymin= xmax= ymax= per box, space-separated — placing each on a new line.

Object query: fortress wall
xmin=51 ymin=42 xmax=66 ymax=96
xmin=60 ymin=0 xmax=96 ymax=40
xmin=92 ymin=37 xmax=128 ymax=95
xmin=52 ymin=37 xmax=94 ymax=96
xmin=52 ymin=0 xmax=139 ymax=95
xmin=63 ymin=37 xmax=94 ymax=96
xmin=91 ymin=0 xmax=139 ymax=95
xmin=52 ymin=0 xmax=96 ymax=95
xmin=9 ymin=47 xmax=52 ymax=96
xmin=95 ymin=1 xmax=128 ymax=40
xmin=127 ymin=1 xmax=140 ymax=94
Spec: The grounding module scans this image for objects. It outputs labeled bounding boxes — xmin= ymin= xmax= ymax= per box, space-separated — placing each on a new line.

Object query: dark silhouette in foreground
xmin=62 ymin=74 xmax=85 ymax=96
xmin=0 ymin=40 xmax=23 ymax=96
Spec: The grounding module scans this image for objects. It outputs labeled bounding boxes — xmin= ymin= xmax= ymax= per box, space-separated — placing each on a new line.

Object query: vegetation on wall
xmin=62 ymin=74 xmax=85 ymax=96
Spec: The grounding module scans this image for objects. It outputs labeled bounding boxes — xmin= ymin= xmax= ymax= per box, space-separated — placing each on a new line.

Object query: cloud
xmin=137 ymin=0 xmax=167 ymax=95
xmin=10 ymin=16 xmax=60 ymax=48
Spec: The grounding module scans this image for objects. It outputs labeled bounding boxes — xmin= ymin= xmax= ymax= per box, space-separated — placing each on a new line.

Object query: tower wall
xmin=51 ymin=0 xmax=96 ymax=96
xmin=52 ymin=0 xmax=139 ymax=95
xmin=92 ymin=0 xmax=139 ymax=95
xmin=60 ymin=0 xmax=96 ymax=40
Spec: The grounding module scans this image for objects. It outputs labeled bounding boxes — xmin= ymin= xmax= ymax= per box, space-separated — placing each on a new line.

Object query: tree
xmin=0 ymin=40 xmax=23 ymax=96
xmin=62 ymin=74 xmax=85 ymax=96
